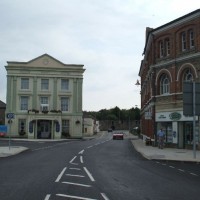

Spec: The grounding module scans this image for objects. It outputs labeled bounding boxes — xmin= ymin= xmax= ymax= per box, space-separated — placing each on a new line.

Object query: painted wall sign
xmin=169 ymin=112 xmax=181 ymax=121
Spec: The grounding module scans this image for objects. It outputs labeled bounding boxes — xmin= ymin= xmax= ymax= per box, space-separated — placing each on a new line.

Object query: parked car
xmin=0 ymin=132 xmax=5 ymax=137
xmin=108 ymin=129 xmax=113 ymax=132
xmin=113 ymin=131 xmax=124 ymax=140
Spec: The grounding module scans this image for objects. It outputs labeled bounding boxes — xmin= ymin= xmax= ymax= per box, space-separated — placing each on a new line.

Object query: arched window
xmin=183 ymin=68 xmax=193 ymax=82
xmin=160 ymin=74 xmax=169 ymax=94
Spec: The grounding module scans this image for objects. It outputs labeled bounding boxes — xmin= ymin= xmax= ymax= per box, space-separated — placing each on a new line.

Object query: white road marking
xmin=71 ymin=162 xmax=79 ymax=165
xmin=83 ymin=167 xmax=95 ymax=182
xmin=87 ymin=145 xmax=93 ymax=149
xmin=190 ymin=172 xmax=198 ymax=176
xmin=70 ymin=156 xmax=77 ymax=163
xmin=101 ymin=193 xmax=110 ymax=200
xmin=69 ymin=167 xmax=81 ymax=171
xmin=79 ymin=150 xmax=85 ymax=154
xmin=178 ymin=169 xmax=185 ymax=172
xmin=169 ymin=166 xmax=175 ymax=169
xmin=80 ymin=156 xmax=84 ymax=163
xmin=62 ymin=181 xmax=92 ymax=187
xmin=44 ymin=194 xmax=51 ymax=200
xmin=66 ymin=174 xmax=85 ymax=178
xmin=56 ymin=194 xmax=97 ymax=200
xmin=55 ymin=167 xmax=67 ymax=182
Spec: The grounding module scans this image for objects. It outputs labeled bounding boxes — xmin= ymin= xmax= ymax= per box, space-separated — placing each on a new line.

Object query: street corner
xmin=0 ymin=146 xmax=29 ymax=157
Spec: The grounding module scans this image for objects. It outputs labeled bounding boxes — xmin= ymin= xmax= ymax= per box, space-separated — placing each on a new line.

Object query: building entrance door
xmin=37 ymin=120 xmax=51 ymax=139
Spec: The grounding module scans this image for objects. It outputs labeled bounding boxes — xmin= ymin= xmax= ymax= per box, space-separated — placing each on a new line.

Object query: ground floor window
xmin=62 ymin=120 xmax=70 ymax=137
xmin=159 ymin=122 xmax=173 ymax=143
xmin=18 ymin=119 xmax=26 ymax=135
xmin=184 ymin=122 xmax=193 ymax=145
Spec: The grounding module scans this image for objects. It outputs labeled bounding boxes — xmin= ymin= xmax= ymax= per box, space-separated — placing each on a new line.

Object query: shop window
xmin=18 ymin=119 xmax=26 ymax=135
xmin=62 ymin=120 xmax=70 ymax=137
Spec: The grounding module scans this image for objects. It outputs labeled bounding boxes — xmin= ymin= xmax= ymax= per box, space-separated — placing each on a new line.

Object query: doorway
xmin=37 ymin=120 xmax=51 ymax=139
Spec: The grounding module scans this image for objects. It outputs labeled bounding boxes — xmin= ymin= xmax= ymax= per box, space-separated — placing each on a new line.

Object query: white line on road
xmin=55 ymin=167 xmax=67 ymax=182
xmin=44 ymin=194 xmax=51 ymax=200
xmin=70 ymin=156 xmax=77 ymax=163
xmin=178 ymin=169 xmax=185 ymax=172
xmin=80 ymin=156 xmax=84 ymax=163
xmin=79 ymin=150 xmax=85 ymax=154
xmin=62 ymin=181 xmax=92 ymax=187
xmin=190 ymin=172 xmax=198 ymax=176
xmin=87 ymin=145 xmax=93 ymax=149
xmin=101 ymin=193 xmax=110 ymax=200
xmin=69 ymin=167 xmax=81 ymax=170
xmin=56 ymin=194 xmax=97 ymax=200
xmin=83 ymin=167 xmax=95 ymax=182
xmin=169 ymin=166 xmax=175 ymax=169
xmin=65 ymin=174 xmax=85 ymax=178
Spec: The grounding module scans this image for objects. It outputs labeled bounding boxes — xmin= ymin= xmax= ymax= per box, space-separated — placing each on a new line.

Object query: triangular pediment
xmin=26 ymin=54 xmax=66 ymax=68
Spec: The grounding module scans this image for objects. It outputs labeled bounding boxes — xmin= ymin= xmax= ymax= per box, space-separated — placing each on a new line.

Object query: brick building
xmin=139 ymin=9 xmax=200 ymax=149
xmin=0 ymin=100 xmax=6 ymax=125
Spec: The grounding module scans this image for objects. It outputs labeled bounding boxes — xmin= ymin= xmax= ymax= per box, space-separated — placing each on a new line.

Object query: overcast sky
xmin=0 ymin=0 xmax=200 ymax=111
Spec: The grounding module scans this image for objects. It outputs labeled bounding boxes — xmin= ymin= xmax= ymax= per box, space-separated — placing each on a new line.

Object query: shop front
xmin=156 ymin=111 xmax=199 ymax=149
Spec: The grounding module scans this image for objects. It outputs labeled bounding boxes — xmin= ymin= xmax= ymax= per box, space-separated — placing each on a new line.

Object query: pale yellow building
xmin=5 ymin=54 xmax=85 ymax=139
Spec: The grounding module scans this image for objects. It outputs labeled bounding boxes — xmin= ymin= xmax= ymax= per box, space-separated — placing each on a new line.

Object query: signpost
xmin=6 ymin=113 xmax=15 ymax=150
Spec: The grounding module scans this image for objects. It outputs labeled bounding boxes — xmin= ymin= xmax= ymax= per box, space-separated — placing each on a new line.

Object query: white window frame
xmin=159 ymin=40 xmax=164 ymax=58
xmin=189 ymin=30 xmax=194 ymax=49
xmin=41 ymin=79 xmax=49 ymax=90
xmin=20 ymin=96 xmax=29 ymax=110
xmin=184 ymin=68 xmax=193 ymax=82
xmin=165 ymin=38 xmax=170 ymax=56
xmin=21 ymin=78 xmax=29 ymax=90
xmin=181 ymin=32 xmax=186 ymax=51
xmin=61 ymin=79 xmax=69 ymax=91
xmin=61 ymin=97 xmax=69 ymax=111
xmin=160 ymin=75 xmax=169 ymax=94
xmin=40 ymin=96 xmax=48 ymax=104
xmin=62 ymin=120 xmax=70 ymax=134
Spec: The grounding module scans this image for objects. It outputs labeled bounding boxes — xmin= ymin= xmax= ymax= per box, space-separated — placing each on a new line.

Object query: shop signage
xmin=169 ymin=112 xmax=181 ymax=121
xmin=158 ymin=114 xmax=166 ymax=119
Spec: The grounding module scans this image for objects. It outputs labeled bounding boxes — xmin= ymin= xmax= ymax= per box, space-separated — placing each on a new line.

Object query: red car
xmin=0 ymin=132 xmax=5 ymax=137
xmin=113 ymin=132 xmax=124 ymax=140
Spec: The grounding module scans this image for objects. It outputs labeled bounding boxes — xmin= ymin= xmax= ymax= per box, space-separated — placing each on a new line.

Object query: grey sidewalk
xmin=0 ymin=146 xmax=28 ymax=157
xmin=131 ymin=136 xmax=200 ymax=163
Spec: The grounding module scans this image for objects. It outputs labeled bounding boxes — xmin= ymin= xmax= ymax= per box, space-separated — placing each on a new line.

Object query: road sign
xmin=183 ymin=82 xmax=200 ymax=116
xmin=6 ymin=113 xmax=15 ymax=119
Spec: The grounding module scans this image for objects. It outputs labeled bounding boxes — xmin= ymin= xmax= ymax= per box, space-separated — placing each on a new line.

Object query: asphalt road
xmin=0 ymin=132 xmax=200 ymax=200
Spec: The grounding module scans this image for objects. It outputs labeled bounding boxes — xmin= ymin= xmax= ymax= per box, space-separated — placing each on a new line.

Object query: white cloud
xmin=0 ymin=0 xmax=199 ymax=110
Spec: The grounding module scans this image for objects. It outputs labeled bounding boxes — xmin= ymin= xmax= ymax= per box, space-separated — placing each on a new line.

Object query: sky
xmin=0 ymin=0 xmax=200 ymax=111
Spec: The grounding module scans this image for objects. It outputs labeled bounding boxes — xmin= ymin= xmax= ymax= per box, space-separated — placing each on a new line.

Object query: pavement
xmin=0 ymin=134 xmax=200 ymax=163
xmin=131 ymin=135 xmax=200 ymax=163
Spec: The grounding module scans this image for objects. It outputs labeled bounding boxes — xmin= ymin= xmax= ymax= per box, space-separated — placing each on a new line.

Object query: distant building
xmin=5 ymin=54 xmax=85 ymax=139
xmin=0 ymin=100 xmax=6 ymax=125
xmin=139 ymin=9 xmax=200 ymax=148
xmin=83 ymin=117 xmax=95 ymax=136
